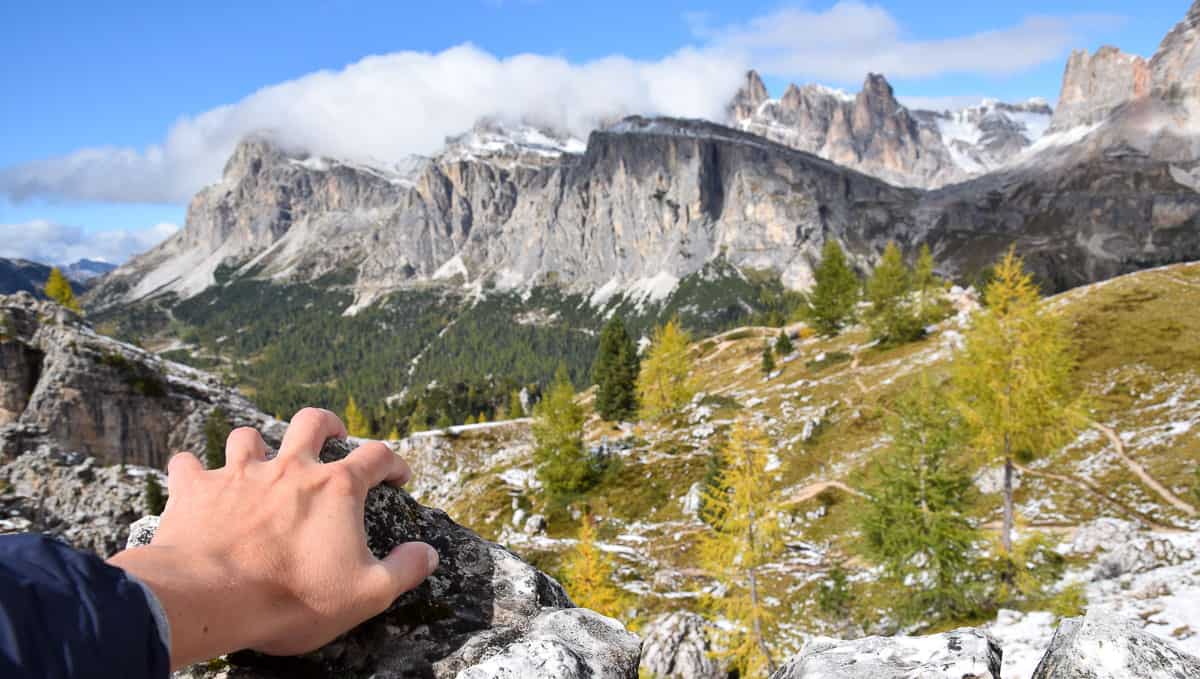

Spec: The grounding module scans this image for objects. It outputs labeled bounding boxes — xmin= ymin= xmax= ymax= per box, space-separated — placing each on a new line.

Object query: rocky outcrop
xmin=1150 ymin=0 xmax=1200 ymax=101
xmin=0 ymin=442 xmax=159 ymax=556
xmin=638 ymin=611 xmax=725 ymax=679
xmin=732 ymin=72 xmax=1052 ymax=188
xmin=732 ymin=73 xmax=966 ymax=189
xmin=129 ymin=437 xmax=640 ymax=679
xmin=770 ymin=628 xmax=1002 ymax=679
xmin=91 ymin=115 xmax=917 ymax=306
xmin=1049 ymin=47 xmax=1151 ymax=132
xmin=0 ymin=292 xmax=282 ymax=468
xmin=1031 ymin=611 xmax=1200 ymax=678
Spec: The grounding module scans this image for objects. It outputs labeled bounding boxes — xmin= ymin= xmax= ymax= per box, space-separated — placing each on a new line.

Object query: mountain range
xmin=0 ymin=258 xmax=115 ymax=297
xmin=80 ymin=0 xmax=1200 ymax=414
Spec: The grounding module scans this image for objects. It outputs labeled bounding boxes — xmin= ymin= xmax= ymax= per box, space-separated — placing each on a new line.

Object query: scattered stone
xmin=640 ymin=611 xmax=726 ymax=679
xmin=522 ymin=513 xmax=547 ymax=535
xmin=770 ymin=628 xmax=1001 ymax=679
xmin=1031 ymin=611 xmax=1200 ymax=679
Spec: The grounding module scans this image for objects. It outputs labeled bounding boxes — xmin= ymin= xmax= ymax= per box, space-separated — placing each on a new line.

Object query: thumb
xmin=366 ymin=542 xmax=439 ymax=609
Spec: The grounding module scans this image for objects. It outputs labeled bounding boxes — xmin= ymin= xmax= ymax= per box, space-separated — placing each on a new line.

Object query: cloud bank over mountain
xmin=0 ymin=2 xmax=1112 ymax=207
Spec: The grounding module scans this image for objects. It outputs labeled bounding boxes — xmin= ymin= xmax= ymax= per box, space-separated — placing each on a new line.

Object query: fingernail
xmin=426 ymin=544 xmax=440 ymax=572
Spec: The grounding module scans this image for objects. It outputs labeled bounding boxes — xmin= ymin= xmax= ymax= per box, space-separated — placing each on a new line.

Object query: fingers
xmin=364 ymin=542 xmax=439 ymax=611
xmin=166 ymin=451 xmax=204 ymax=495
xmin=278 ymin=408 xmax=347 ymax=462
xmin=225 ymin=427 xmax=268 ymax=468
xmin=340 ymin=442 xmax=412 ymax=489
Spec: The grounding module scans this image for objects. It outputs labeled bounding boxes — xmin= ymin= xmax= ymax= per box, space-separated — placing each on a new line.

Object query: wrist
xmin=109 ymin=545 xmax=271 ymax=669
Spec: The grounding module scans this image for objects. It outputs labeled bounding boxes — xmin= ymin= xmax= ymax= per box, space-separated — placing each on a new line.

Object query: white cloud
xmin=693 ymin=1 xmax=1119 ymax=83
xmin=0 ymin=219 xmax=178 ymax=265
xmin=0 ymin=3 xmax=1119 ymax=206
xmin=0 ymin=44 xmax=746 ymax=204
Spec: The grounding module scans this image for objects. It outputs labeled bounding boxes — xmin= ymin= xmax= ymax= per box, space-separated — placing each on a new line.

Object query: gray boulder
xmin=639 ymin=611 xmax=725 ymax=679
xmin=0 ymin=441 xmax=160 ymax=556
xmin=770 ymin=628 xmax=1001 ymax=679
xmin=1031 ymin=611 xmax=1200 ymax=679
xmin=128 ymin=437 xmax=641 ymax=679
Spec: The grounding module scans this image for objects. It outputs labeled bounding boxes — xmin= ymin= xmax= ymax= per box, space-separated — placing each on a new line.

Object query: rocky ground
xmin=1 ymin=263 xmax=1199 ymax=678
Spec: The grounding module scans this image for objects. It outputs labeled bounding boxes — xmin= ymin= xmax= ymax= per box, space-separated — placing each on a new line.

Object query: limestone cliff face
xmin=91 ymin=116 xmax=918 ymax=309
xmin=0 ymin=293 xmax=281 ymax=468
xmin=731 ymin=72 xmax=1052 ymax=189
xmin=1151 ymin=0 xmax=1200 ymax=101
xmin=1049 ymin=47 xmax=1151 ymax=132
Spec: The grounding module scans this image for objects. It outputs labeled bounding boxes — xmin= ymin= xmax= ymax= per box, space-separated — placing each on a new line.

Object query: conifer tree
xmin=387 ymin=425 xmax=401 ymax=440
xmin=859 ymin=380 xmax=983 ymax=624
xmin=803 ymin=240 xmax=859 ymax=336
xmin=509 ymin=389 xmax=525 ymax=418
xmin=760 ymin=341 xmax=776 ymax=377
xmin=533 ymin=365 xmax=595 ymax=499
xmin=344 ymin=395 xmax=371 ymax=437
xmin=592 ymin=317 xmax=640 ymax=421
xmin=435 ymin=411 xmax=453 ymax=430
xmin=408 ymin=401 xmax=429 ymax=433
xmin=477 ymin=412 xmax=488 ymax=424
xmin=637 ymin=318 xmax=695 ymax=420
xmin=203 ymin=408 xmax=232 ymax=470
xmin=699 ymin=421 xmax=784 ymax=677
xmin=144 ymin=474 xmax=167 ymax=515
xmin=774 ymin=330 xmax=794 ymax=357
xmin=913 ymin=243 xmax=937 ymax=297
xmin=495 ymin=405 xmax=508 ymax=421
xmin=562 ymin=514 xmax=628 ymax=619
xmin=951 ymin=249 xmax=1083 ymax=554
xmin=864 ymin=241 xmax=924 ymax=345
xmin=464 ymin=414 xmax=477 ymax=426
xmin=45 ymin=267 xmax=81 ymax=312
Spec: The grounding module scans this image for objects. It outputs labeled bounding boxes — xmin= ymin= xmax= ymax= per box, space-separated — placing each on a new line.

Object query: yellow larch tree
xmin=699 ymin=420 xmax=784 ymax=678
xmin=636 ymin=318 xmax=696 ymax=420
xmin=45 ymin=267 xmax=82 ymax=312
xmin=951 ymin=248 xmax=1083 ymax=554
xmin=344 ymin=395 xmax=372 ymax=437
xmin=562 ymin=514 xmax=629 ymax=621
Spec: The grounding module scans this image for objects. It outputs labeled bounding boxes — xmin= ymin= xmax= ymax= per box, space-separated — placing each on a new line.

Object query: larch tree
xmin=45 ymin=267 xmax=81 ymax=312
xmin=951 ymin=249 xmax=1083 ymax=554
xmin=774 ymin=329 xmax=794 ymax=357
xmin=803 ymin=240 xmax=859 ymax=337
xmin=532 ymin=365 xmax=595 ymax=499
xmin=913 ymin=244 xmax=937 ymax=297
xmin=562 ymin=514 xmax=628 ymax=620
xmin=203 ymin=408 xmax=232 ymax=470
xmin=344 ymin=395 xmax=372 ymax=437
xmin=592 ymin=316 xmax=640 ymax=421
xmin=699 ymin=420 xmax=784 ymax=678
xmin=636 ymin=318 xmax=695 ymax=420
xmin=864 ymin=241 xmax=923 ymax=345
xmin=509 ymin=389 xmax=526 ymax=418
xmin=859 ymin=379 xmax=984 ymax=625
xmin=760 ymin=341 xmax=776 ymax=377
xmin=144 ymin=474 xmax=167 ymax=515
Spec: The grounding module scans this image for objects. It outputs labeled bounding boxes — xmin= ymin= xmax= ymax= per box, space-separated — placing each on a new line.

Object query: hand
xmin=108 ymin=407 xmax=438 ymax=669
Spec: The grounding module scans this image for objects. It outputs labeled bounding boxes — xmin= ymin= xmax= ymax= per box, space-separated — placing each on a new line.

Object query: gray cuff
xmin=127 ymin=572 xmax=172 ymax=657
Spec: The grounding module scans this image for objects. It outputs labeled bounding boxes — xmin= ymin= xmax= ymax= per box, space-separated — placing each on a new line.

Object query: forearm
xmin=109 ymin=545 xmax=276 ymax=670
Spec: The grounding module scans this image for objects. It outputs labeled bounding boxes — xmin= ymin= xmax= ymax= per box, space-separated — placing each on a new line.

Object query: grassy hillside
xmin=396 ymin=262 xmax=1200 ymax=657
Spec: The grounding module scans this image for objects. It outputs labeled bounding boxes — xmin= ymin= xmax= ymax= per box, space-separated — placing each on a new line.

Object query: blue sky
xmin=0 ymin=0 xmax=1188 ymax=264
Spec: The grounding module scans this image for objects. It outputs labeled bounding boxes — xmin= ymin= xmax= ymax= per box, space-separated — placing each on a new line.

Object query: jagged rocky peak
xmin=728 ymin=69 xmax=769 ymax=120
xmin=1049 ymin=46 xmax=1151 ymax=132
xmin=730 ymin=71 xmax=1049 ymax=188
xmin=1150 ymin=0 xmax=1200 ymax=100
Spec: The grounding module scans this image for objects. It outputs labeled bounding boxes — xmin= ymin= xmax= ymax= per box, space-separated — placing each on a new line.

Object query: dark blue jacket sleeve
xmin=0 ymin=534 xmax=169 ymax=679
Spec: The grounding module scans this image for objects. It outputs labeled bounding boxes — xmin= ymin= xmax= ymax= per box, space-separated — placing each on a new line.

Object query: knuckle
xmin=325 ymin=464 xmax=360 ymax=495
xmin=292 ymin=407 xmax=326 ymax=426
